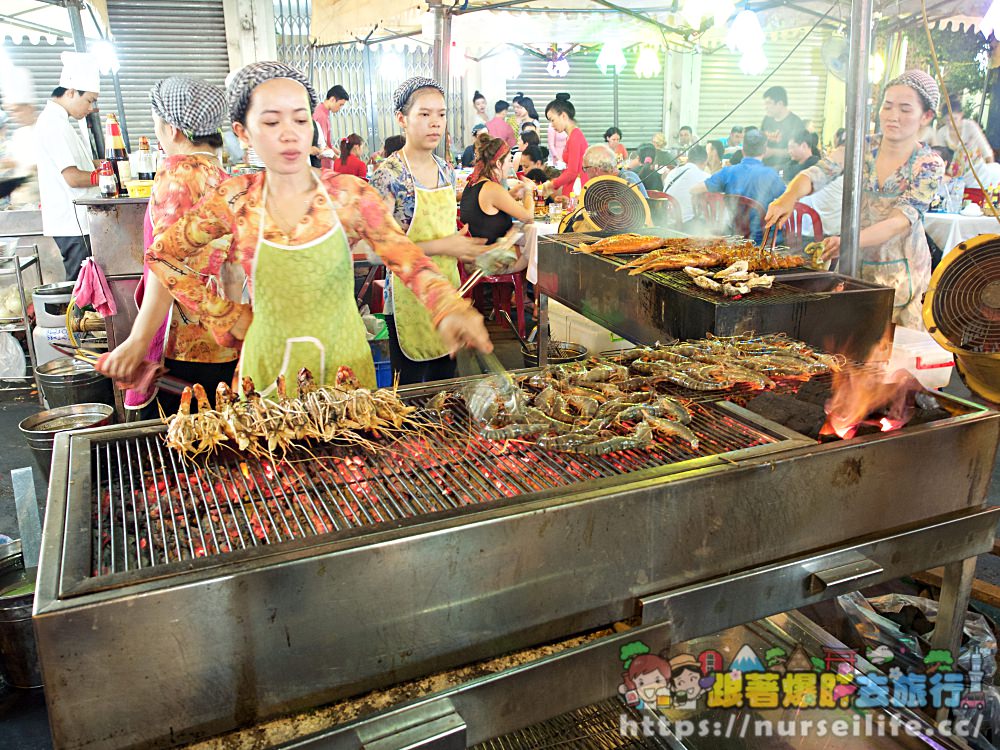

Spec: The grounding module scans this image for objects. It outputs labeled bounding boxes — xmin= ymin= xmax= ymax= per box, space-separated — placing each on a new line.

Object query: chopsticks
xmin=458 ymin=268 xmax=485 ymax=297
xmin=51 ymin=342 xmax=102 ymax=367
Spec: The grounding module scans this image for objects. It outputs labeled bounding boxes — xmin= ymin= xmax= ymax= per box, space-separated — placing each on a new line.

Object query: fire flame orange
xmin=821 ymin=368 xmax=923 ymax=440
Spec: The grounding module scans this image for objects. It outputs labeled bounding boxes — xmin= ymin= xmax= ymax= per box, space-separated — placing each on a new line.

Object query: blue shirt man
xmin=692 ymin=129 xmax=784 ymax=243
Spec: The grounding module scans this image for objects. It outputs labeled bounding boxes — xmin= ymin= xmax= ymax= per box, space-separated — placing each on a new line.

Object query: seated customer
xmin=662 ymin=144 xmax=711 ymax=223
xmin=520 ymin=144 xmax=545 ymax=175
xmin=460 ymin=131 xmax=535 ymax=243
xmin=333 ymin=133 xmax=368 ymax=179
xmin=461 ymin=123 xmax=487 ymax=167
xmin=691 ymin=129 xmax=785 ymax=243
xmin=634 ymin=143 xmax=664 ymax=192
xmin=784 ymin=129 xmax=820 ymax=182
xmin=581 ymin=144 xmax=648 ymax=197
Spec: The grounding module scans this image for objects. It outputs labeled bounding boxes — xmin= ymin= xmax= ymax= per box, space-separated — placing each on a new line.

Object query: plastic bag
xmin=837 ymin=591 xmax=996 ymax=680
xmin=0 ymin=332 xmax=25 ymax=378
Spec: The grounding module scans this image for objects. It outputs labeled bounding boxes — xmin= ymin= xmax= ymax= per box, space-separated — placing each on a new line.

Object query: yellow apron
xmin=240 ymin=177 xmax=375 ymax=396
xmin=391 ymin=153 xmax=461 ymax=362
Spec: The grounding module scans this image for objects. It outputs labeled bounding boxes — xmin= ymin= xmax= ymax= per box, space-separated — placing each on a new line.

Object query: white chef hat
xmin=58 ymin=51 xmax=101 ymax=95
xmin=1 ymin=67 xmax=35 ymax=105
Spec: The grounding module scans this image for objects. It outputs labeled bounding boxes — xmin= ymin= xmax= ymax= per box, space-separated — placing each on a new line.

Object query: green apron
xmin=240 ymin=177 xmax=375 ymax=397
xmin=391 ymin=153 xmax=461 ymax=362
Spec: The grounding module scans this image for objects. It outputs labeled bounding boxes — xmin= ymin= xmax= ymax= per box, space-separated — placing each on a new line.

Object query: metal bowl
xmin=520 ymin=341 xmax=589 ymax=368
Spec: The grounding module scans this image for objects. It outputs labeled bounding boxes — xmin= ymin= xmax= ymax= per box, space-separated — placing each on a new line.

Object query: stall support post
xmin=838 ymin=0 xmax=873 ymax=279
xmin=429 ymin=0 xmax=451 ymax=160
xmin=362 ymin=45 xmax=379 ymax=149
xmin=64 ymin=0 xmax=105 ymax=156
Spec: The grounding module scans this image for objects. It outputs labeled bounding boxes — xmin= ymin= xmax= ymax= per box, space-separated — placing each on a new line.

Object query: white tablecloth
xmin=924 ymin=213 xmax=999 ymax=256
xmin=523 ymin=221 xmax=559 ymax=284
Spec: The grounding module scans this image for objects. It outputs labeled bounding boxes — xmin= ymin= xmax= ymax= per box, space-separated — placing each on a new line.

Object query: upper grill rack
xmin=89 ymin=398 xmax=781 ymax=578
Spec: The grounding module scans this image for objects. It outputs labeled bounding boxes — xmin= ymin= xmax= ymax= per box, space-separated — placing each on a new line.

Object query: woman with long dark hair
xmin=541 ymin=93 xmax=588 ymax=199
xmin=634 ymin=143 xmax=663 ymax=192
xmin=512 ymin=92 xmax=539 ymax=129
xmin=333 ymin=133 xmax=367 ymax=179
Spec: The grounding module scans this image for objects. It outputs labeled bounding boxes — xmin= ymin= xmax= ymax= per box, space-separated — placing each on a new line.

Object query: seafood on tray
xmin=164 ymin=366 xmax=421 ymax=457
xmin=615 ymin=236 xmax=806 ymax=276
xmin=684 ymin=261 xmax=775 ymax=297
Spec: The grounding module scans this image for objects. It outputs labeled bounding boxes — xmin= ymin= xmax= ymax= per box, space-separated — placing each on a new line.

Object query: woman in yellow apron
xmin=765 ymin=70 xmax=945 ymax=331
xmin=145 ymin=63 xmax=491 ymax=398
xmin=371 ymin=76 xmax=490 ymax=384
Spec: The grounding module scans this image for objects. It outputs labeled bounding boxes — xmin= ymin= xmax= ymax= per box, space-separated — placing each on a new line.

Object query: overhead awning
xmin=1 ymin=0 xmax=107 ymax=44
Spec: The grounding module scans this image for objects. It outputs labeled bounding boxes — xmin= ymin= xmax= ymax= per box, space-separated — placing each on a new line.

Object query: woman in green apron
xmin=146 ymin=63 xmax=491 ymax=398
xmin=765 ymin=70 xmax=945 ymax=331
xmin=371 ymin=77 xmax=490 ymax=385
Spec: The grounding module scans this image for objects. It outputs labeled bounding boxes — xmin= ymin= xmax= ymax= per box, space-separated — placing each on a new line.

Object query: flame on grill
xmin=820 ymin=368 xmax=923 ymax=440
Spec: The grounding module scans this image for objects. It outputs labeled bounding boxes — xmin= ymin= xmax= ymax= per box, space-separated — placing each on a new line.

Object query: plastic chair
xmin=722 ymin=194 xmax=766 ymax=239
xmin=646 ymin=191 xmax=682 ymax=227
xmin=785 ymin=202 xmax=824 ymax=252
xmin=693 ymin=192 xmax=728 ymax=232
xmin=457 ymin=263 xmax=528 ymax=339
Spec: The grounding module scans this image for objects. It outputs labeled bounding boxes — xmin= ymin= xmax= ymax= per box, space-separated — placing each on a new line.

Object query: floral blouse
xmin=804 ymin=133 xmax=944 ymax=328
xmin=148 ymin=154 xmax=238 ymax=363
xmin=370 ymin=152 xmax=453 ymax=232
xmin=146 ymin=170 xmax=469 ymax=348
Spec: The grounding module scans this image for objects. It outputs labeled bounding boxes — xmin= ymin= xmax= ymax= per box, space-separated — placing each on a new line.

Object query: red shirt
xmin=551 ymin=127 xmax=589 ymax=197
xmin=486 ymin=116 xmax=516 ymax=149
xmin=333 ymin=154 xmax=368 ymax=180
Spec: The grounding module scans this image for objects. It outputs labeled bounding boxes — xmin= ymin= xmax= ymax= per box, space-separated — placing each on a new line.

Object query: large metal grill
xmin=90 ymin=398 xmax=781 ymax=576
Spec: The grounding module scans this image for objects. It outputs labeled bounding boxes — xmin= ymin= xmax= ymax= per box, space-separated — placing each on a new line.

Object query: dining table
xmin=924 ymin=211 xmax=1000 ymax=257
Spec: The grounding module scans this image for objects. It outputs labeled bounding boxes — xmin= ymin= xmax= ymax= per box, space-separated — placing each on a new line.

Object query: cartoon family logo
xmin=617 ymin=640 xmax=985 ymax=713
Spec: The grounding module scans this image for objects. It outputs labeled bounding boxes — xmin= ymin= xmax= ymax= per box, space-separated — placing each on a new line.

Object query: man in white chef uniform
xmin=35 ymin=51 xmax=102 ymax=281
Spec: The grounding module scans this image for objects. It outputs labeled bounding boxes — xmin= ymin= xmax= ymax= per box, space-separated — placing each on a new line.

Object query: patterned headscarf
xmin=393 ymin=76 xmax=444 ymax=113
xmin=227 ymin=61 xmax=317 ymax=125
xmin=468 ymin=134 xmax=510 ymax=186
xmin=887 ymin=70 xmax=940 ymax=113
xmin=149 ymin=77 xmax=227 ymax=139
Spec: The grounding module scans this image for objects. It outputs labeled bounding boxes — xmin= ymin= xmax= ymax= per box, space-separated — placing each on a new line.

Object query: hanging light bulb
xmin=868 ymin=51 xmax=885 ymax=82
xmin=739 ymin=47 xmax=768 ymax=75
xmin=498 ymin=48 xmax=521 ymax=80
xmin=681 ymin=0 xmax=735 ymax=28
xmin=726 ymin=9 xmax=767 ymax=76
xmin=596 ymin=40 xmax=627 ymax=75
xmin=635 ymin=46 xmax=662 ymax=79
xmin=91 ymin=39 xmax=120 ymax=75
xmin=380 ymin=50 xmax=405 ymax=79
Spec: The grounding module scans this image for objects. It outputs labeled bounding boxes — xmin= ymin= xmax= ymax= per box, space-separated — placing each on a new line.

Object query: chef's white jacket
xmin=35 ymin=100 xmax=99 ymax=237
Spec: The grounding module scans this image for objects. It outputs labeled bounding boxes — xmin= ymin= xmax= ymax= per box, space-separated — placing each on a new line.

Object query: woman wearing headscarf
xmin=144 ymin=63 xmax=490 ymax=398
xmin=765 ymin=70 xmax=945 ymax=329
xmin=101 ymin=77 xmax=236 ymax=417
xmin=371 ymin=77 xmax=493 ymax=385
xmin=460 ymin=131 xmax=534 ymax=243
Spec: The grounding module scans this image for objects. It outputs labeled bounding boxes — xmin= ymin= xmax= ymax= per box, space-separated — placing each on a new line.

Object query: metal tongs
xmin=462 ymin=348 xmax=523 ymax=424
xmin=49 ymin=342 xmax=192 ymax=395
xmin=457 ymin=228 xmax=525 ymax=297
xmin=758 ymin=222 xmax=780 ymax=258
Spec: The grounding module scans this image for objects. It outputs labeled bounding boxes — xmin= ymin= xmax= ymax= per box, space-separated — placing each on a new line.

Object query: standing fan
xmin=923 ymin=232 xmax=1000 ymax=401
xmin=580 ymin=176 xmax=651 ymax=232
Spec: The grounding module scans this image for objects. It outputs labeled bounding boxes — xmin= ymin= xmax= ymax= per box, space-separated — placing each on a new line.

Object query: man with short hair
xmin=724 ymin=126 xmax=743 ymax=154
xmin=784 ymin=129 xmax=819 ymax=183
xmin=312 ymin=84 xmax=349 ymax=169
xmin=691 ymin=129 xmax=785 ymax=243
xmin=35 ymin=51 xmax=102 ymax=280
xmin=662 ymin=144 xmax=711 ymax=223
xmin=760 ymin=85 xmax=804 ymax=170
xmin=675 ymin=125 xmax=694 ymax=149
xmin=486 ymin=100 xmax=516 ymax=149
xmin=582 ymin=144 xmax=647 ymax=197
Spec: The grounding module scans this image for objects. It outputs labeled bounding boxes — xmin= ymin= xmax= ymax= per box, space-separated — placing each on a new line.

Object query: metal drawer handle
xmin=809 ymin=557 xmax=884 ymax=594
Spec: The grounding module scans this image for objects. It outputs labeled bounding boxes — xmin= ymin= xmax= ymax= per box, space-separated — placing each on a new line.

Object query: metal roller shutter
xmin=508 ymin=50 xmax=663 ymax=154
xmin=3 ymin=35 xmax=74 ymax=115
xmin=696 ymin=36 xmax=827 ymax=142
xmin=106 ymin=0 xmax=230 ymax=149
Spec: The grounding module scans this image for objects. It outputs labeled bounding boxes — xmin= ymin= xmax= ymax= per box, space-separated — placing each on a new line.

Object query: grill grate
xmin=472 ymin=698 xmax=671 ymax=749
xmin=90 ymin=400 xmax=778 ymax=577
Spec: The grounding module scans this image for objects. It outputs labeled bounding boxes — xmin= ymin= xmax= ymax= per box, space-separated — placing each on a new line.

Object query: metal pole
xmin=111 ymin=71 xmax=130 ymax=147
xmin=838 ymin=0 xmax=873 ymax=279
xmin=65 ymin=0 xmax=105 ymax=155
xmin=362 ymin=45 xmax=378 ymax=148
xmin=429 ymin=0 xmax=451 ymax=159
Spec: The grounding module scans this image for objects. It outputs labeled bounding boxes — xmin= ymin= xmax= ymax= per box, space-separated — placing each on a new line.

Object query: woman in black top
xmin=459 ymin=131 xmax=534 ymax=243
xmin=635 ymin=143 xmax=664 ymax=192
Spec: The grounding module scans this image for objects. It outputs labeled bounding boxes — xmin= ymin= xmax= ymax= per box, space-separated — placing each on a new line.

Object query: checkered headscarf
xmin=393 ymin=76 xmax=444 ymax=113
xmin=227 ymin=62 xmax=317 ymax=125
xmin=149 ymin=77 xmax=227 ymax=139
xmin=887 ymin=70 xmax=940 ymax=113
